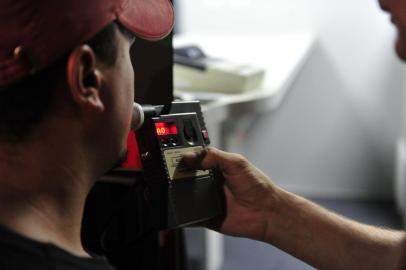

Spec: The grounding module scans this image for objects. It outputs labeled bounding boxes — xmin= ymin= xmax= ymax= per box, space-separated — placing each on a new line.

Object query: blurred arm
xmin=267 ymin=188 xmax=405 ymax=270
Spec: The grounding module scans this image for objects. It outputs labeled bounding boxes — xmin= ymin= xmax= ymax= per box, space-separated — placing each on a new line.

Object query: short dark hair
xmin=0 ymin=22 xmax=120 ymax=143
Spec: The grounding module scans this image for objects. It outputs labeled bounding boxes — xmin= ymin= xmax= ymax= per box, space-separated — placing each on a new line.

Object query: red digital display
xmin=155 ymin=122 xmax=178 ymax=136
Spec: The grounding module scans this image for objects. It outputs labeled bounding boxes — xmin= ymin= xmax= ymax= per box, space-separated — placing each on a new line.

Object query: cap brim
xmin=117 ymin=0 xmax=174 ymax=41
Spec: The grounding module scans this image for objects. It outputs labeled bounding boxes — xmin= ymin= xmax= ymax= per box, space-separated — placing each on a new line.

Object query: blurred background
xmin=172 ymin=0 xmax=406 ymax=269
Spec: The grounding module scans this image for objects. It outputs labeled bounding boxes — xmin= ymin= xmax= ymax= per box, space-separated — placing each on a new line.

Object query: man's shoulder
xmin=0 ymin=225 xmax=114 ymax=270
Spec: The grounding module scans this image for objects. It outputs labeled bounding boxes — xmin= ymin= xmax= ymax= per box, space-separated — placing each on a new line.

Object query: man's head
xmin=0 ymin=22 xmax=124 ymax=143
xmin=0 ymin=0 xmax=174 ymax=177
xmin=379 ymin=0 xmax=406 ymax=59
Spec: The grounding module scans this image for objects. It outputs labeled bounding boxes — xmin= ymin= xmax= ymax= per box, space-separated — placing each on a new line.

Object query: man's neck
xmin=0 ymin=192 xmax=89 ymax=257
xmin=0 ymin=141 xmax=93 ymax=257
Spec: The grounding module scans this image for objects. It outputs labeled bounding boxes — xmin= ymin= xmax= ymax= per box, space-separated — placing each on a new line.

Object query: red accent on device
xmin=122 ymin=131 xmax=143 ymax=170
xmin=202 ymin=130 xmax=209 ymax=140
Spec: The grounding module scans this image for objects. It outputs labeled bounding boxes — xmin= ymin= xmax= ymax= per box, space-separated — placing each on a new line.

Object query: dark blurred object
xmin=81 ymin=176 xmax=187 ymax=270
xmin=174 ymin=46 xmax=207 ymax=71
xmin=132 ymin=36 xmax=173 ymax=105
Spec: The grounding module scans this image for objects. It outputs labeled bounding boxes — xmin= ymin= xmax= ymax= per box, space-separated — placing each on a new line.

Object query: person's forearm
xmin=264 ymin=189 xmax=406 ymax=270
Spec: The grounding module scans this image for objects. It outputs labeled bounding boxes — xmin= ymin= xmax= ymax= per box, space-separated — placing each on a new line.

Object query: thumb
xmin=182 ymin=147 xmax=248 ymax=177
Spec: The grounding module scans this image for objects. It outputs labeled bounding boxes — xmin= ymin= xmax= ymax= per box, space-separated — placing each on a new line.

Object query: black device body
xmin=136 ymin=101 xmax=225 ymax=229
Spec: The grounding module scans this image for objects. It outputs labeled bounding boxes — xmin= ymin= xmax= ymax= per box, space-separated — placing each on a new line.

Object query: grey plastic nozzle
xmin=131 ymin=102 xmax=145 ymax=131
xmin=131 ymin=103 xmax=163 ymax=131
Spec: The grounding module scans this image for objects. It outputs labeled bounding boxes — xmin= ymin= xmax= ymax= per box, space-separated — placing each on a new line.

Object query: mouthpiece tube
xmin=131 ymin=102 xmax=145 ymax=131
xmin=131 ymin=103 xmax=162 ymax=131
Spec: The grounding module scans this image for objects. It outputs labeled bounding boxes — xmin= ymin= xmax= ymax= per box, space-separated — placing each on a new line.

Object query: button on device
xmin=170 ymin=137 xmax=178 ymax=147
xmin=183 ymin=119 xmax=197 ymax=143
xmin=202 ymin=129 xmax=210 ymax=144
xmin=160 ymin=138 xmax=170 ymax=147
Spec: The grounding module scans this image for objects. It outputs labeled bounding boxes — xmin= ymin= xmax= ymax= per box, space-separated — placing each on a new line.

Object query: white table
xmin=174 ymin=33 xmax=316 ymax=270
xmin=174 ymin=32 xmax=316 ymax=114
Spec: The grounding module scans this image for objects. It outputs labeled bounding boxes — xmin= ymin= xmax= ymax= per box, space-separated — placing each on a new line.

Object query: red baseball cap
xmin=0 ymin=0 xmax=174 ymax=90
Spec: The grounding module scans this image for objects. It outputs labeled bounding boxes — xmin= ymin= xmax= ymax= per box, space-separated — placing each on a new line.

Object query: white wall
xmin=176 ymin=0 xmax=406 ymax=199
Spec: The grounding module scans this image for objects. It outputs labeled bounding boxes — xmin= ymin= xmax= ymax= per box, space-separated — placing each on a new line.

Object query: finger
xmin=181 ymin=148 xmax=208 ymax=169
xmin=182 ymin=147 xmax=249 ymax=176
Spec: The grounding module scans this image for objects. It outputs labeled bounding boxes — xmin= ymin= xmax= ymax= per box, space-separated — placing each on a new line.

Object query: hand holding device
xmin=182 ymin=147 xmax=278 ymax=242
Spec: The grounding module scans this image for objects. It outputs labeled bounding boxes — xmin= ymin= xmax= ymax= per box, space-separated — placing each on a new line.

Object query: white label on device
xmin=163 ymin=146 xmax=210 ymax=181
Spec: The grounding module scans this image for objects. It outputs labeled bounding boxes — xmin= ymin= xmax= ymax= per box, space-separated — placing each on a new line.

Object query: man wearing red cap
xmin=0 ymin=0 xmax=173 ymax=268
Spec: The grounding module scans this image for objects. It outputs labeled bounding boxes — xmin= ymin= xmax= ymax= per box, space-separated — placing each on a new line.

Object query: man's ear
xmin=66 ymin=45 xmax=104 ymax=112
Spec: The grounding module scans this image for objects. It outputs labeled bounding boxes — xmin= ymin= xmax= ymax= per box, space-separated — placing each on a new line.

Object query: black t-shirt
xmin=0 ymin=225 xmax=115 ymax=270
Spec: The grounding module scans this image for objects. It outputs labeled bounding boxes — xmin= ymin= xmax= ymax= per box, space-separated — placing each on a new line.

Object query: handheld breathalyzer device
xmin=130 ymin=101 xmax=225 ymax=229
